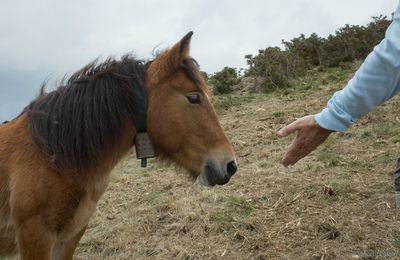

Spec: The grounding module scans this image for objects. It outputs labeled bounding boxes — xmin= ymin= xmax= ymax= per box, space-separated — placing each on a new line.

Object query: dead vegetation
xmin=74 ymin=63 xmax=400 ymax=259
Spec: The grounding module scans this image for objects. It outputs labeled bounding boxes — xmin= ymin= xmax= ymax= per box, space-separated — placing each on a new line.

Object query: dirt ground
xmin=74 ymin=66 xmax=400 ymax=259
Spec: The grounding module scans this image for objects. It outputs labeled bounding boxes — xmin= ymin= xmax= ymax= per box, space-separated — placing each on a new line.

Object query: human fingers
xmin=277 ymin=117 xmax=304 ymax=137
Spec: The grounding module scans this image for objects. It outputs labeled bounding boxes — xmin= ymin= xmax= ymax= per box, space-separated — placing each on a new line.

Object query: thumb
xmin=277 ymin=119 xmax=302 ymax=137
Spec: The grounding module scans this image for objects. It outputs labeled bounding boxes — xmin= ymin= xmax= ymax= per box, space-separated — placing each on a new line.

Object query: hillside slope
xmin=75 ymin=63 xmax=400 ymax=259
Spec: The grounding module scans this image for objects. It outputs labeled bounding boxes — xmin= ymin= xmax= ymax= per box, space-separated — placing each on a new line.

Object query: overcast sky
xmin=0 ymin=0 xmax=398 ymax=122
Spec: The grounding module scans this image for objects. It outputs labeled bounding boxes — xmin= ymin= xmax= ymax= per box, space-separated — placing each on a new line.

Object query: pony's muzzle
xmin=198 ymin=157 xmax=238 ymax=186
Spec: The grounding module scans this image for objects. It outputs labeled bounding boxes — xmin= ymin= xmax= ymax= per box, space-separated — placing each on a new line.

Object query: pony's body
xmin=0 ymin=113 xmax=135 ymax=258
xmin=0 ymin=32 xmax=237 ymax=259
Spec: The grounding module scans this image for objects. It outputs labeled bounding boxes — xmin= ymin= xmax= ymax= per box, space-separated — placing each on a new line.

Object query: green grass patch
xmin=209 ymin=212 xmax=235 ymax=232
xmin=213 ymin=94 xmax=256 ymax=113
xmin=317 ymin=150 xmax=340 ymax=167
xmin=226 ymin=196 xmax=254 ymax=216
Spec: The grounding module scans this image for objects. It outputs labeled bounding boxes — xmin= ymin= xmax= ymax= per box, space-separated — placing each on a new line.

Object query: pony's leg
xmin=16 ymin=216 xmax=55 ymax=260
xmin=52 ymin=225 xmax=87 ymax=260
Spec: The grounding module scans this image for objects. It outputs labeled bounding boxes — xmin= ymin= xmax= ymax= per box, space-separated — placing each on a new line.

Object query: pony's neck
xmin=94 ymin=120 xmax=137 ymax=174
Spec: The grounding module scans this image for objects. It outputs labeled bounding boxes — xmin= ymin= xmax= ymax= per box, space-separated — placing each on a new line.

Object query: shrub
xmin=282 ymin=33 xmax=325 ymax=67
xmin=245 ymin=47 xmax=307 ymax=91
xmin=241 ymin=15 xmax=391 ymax=91
xmin=210 ymin=67 xmax=239 ymax=95
xmin=321 ymin=16 xmax=390 ymax=66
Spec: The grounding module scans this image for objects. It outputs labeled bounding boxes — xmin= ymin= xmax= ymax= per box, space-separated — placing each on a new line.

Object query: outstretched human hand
xmin=277 ymin=115 xmax=332 ymax=167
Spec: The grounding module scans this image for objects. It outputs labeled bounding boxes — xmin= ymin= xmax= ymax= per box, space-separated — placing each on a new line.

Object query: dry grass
xmin=75 ymin=65 xmax=400 ymax=259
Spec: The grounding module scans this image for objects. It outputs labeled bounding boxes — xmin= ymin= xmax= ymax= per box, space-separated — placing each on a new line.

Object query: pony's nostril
xmin=227 ymin=161 xmax=237 ymax=177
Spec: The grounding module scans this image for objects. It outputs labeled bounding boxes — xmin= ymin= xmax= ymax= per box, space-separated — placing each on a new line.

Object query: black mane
xmin=27 ymin=55 xmax=147 ymax=171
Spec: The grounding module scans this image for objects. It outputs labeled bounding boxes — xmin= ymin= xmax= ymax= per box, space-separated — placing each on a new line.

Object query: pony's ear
xmin=176 ymin=31 xmax=193 ymax=59
xmin=147 ymin=31 xmax=193 ymax=86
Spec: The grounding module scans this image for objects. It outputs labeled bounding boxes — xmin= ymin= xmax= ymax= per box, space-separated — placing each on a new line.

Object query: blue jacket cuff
xmin=315 ymin=107 xmax=352 ymax=132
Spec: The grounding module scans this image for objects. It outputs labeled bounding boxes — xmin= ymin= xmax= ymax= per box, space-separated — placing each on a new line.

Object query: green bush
xmin=208 ymin=15 xmax=391 ymax=95
xmin=245 ymin=47 xmax=307 ymax=91
xmin=282 ymin=33 xmax=325 ymax=66
xmin=241 ymin=15 xmax=390 ymax=91
xmin=321 ymin=16 xmax=390 ymax=66
xmin=209 ymin=67 xmax=239 ymax=95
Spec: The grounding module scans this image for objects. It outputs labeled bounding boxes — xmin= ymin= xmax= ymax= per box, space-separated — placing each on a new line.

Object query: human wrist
xmin=315 ymin=108 xmax=350 ymax=132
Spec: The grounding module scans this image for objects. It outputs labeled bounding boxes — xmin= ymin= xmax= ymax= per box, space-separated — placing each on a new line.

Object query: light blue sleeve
xmin=315 ymin=3 xmax=400 ymax=132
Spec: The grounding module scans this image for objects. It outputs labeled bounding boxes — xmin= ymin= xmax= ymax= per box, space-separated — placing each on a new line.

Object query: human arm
xmin=278 ymin=3 xmax=400 ymax=166
xmin=316 ymin=4 xmax=400 ymax=131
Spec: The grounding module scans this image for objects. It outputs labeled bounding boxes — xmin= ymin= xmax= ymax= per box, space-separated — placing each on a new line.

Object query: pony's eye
xmin=186 ymin=94 xmax=201 ymax=104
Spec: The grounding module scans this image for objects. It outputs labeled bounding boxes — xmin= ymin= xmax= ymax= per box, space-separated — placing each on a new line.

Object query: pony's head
xmin=146 ymin=32 xmax=237 ymax=186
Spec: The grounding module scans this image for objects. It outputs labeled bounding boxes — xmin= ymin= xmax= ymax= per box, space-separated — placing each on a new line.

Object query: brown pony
xmin=0 ymin=32 xmax=237 ymax=260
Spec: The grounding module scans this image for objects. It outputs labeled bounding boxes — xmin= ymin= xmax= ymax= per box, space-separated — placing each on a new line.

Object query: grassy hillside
xmin=75 ymin=62 xmax=400 ymax=259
